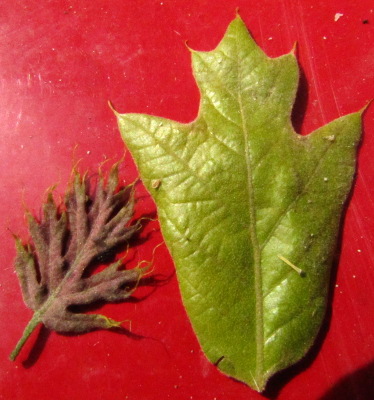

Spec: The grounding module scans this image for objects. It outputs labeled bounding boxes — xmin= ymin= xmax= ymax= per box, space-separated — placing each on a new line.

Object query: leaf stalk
xmin=10 ymin=312 xmax=41 ymax=361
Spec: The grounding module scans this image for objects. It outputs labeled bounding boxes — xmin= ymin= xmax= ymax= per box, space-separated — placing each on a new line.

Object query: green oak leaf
xmin=115 ymin=16 xmax=362 ymax=391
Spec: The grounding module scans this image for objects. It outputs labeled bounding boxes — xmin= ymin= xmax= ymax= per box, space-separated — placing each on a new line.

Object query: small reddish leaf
xmin=10 ymin=163 xmax=147 ymax=361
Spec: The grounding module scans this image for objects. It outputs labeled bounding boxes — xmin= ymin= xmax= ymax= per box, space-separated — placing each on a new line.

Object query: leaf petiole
xmin=9 ymin=312 xmax=41 ymax=361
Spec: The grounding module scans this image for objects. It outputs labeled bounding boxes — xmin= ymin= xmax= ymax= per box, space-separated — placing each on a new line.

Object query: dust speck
xmin=334 ymin=13 xmax=344 ymax=22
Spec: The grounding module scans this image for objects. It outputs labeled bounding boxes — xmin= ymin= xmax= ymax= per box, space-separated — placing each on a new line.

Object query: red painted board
xmin=0 ymin=1 xmax=373 ymax=399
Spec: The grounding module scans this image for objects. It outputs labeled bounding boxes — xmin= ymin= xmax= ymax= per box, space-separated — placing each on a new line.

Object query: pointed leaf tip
xmin=360 ymin=98 xmax=373 ymax=114
xmin=108 ymin=100 xmax=120 ymax=116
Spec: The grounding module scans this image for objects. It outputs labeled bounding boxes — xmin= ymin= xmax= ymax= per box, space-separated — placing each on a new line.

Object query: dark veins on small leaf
xmin=10 ymin=163 xmax=149 ymax=361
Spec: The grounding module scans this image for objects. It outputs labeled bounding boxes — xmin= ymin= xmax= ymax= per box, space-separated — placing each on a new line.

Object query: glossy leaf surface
xmin=116 ymin=16 xmax=362 ymax=391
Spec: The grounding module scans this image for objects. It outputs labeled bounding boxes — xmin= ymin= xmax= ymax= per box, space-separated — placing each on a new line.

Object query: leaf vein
xmin=235 ymin=31 xmax=264 ymax=378
xmin=127 ymin=118 xmax=211 ymax=185
xmin=260 ymin=141 xmax=333 ymax=250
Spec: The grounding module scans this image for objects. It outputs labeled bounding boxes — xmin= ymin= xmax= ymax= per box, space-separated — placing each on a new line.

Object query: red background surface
xmin=0 ymin=1 xmax=373 ymax=399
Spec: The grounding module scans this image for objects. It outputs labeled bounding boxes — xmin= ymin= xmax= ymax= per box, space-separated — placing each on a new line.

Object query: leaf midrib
xmin=235 ymin=33 xmax=264 ymax=388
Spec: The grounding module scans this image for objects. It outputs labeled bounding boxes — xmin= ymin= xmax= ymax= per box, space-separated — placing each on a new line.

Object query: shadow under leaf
xmin=22 ymin=325 xmax=51 ymax=368
xmin=319 ymin=360 xmax=374 ymax=400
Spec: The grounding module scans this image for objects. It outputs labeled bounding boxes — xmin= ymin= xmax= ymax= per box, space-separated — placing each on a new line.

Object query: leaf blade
xmin=117 ymin=16 xmax=362 ymax=390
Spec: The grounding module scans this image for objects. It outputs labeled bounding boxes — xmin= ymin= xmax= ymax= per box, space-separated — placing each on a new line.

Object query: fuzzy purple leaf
xmin=10 ymin=163 xmax=147 ymax=361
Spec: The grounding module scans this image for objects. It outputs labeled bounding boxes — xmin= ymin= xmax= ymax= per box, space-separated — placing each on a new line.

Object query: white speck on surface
xmin=268 ymin=37 xmax=273 ymax=40
xmin=324 ymin=177 xmax=329 ymax=182
xmin=323 ymin=36 xmax=327 ymax=40
xmin=335 ymin=284 xmax=339 ymax=287
xmin=151 ymin=179 xmax=161 ymax=189
xmin=334 ymin=13 xmax=344 ymax=22
xmin=86 ymin=150 xmax=91 ymax=155
xmin=353 ymin=275 xmax=356 ymax=278
xmin=357 ymin=249 xmax=362 ymax=253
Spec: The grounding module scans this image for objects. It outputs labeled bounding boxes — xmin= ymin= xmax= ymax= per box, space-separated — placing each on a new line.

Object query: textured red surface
xmin=0 ymin=1 xmax=373 ymax=399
